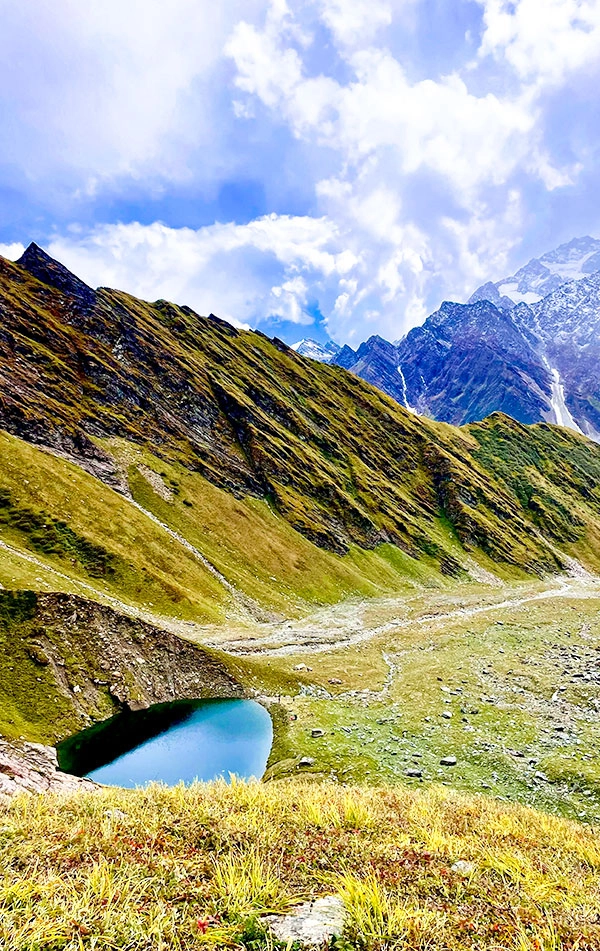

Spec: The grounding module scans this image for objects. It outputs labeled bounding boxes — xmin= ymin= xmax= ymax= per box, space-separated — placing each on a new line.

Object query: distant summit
xmin=291 ymin=338 xmax=340 ymax=363
xmin=17 ymin=242 xmax=96 ymax=309
xmin=333 ymin=236 xmax=600 ymax=441
xmin=469 ymin=235 xmax=600 ymax=307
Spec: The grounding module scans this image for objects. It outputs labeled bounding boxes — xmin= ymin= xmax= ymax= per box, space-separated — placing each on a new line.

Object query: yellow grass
xmin=1 ymin=780 xmax=599 ymax=949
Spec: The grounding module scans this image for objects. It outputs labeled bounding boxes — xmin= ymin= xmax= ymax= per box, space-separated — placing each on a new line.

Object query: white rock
xmin=263 ymin=896 xmax=345 ymax=947
xmin=451 ymin=860 xmax=475 ymax=877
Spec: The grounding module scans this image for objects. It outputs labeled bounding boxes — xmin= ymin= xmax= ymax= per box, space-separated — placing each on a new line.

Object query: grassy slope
xmin=2 ymin=249 xmax=600 ymax=584
xmin=1 ymin=780 xmax=599 ymax=950
xmin=0 ymin=430 xmax=233 ymax=623
xmin=0 ymin=430 xmax=445 ymax=623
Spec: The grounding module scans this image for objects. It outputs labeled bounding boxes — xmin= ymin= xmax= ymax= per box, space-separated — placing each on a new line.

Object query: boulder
xmin=262 ymin=896 xmax=345 ymax=947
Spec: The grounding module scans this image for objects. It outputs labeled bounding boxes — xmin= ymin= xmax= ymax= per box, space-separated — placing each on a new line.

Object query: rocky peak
xmin=17 ymin=242 xmax=96 ymax=309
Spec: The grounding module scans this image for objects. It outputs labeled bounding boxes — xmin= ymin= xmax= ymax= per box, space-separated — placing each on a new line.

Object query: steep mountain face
xmin=334 ymin=237 xmax=600 ymax=437
xmin=513 ymin=273 xmax=600 ymax=439
xmin=332 ymin=335 xmax=408 ymax=407
xmin=395 ymin=300 xmax=552 ymax=424
xmin=2 ymin=242 xmax=600 ymax=591
xmin=291 ymin=338 xmax=340 ymax=362
xmin=469 ymin=235 xmax=600 ymax=307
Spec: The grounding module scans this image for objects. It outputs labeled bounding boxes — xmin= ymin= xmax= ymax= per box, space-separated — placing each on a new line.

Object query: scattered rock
xmin=298 ymin=757 xmax=315 ymax=768
xmin=311 ymin=729 xmax=325 ymax=738
xmin=293 ymin=664 xmax=312 ymax=672
xmin=440 ymin=756 xmax=457 ymax=767
xmin=262 ymin=896 xmax=345 ymax=947
xmin=442 ymin=711 xmax=453 ymax=720
xmin=406 ymin=768 xmax=423 ymax=778
xmin=0 ymin=738 xmax=96 ymax=799
xmin=328 ymin=678 xmax=343 ymax=685
xmin=451 ymin=860 xmax=475 ymax=877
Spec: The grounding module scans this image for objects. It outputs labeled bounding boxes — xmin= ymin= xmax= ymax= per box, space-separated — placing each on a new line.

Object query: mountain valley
xmin=2 ymin=243 xmax=600 ymax=949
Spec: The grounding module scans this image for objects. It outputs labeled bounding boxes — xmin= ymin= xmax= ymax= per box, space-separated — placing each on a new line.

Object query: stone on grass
xmin=262 ymin=896 xmax=345 ymax=947
xmin=298 ymin=757 xmax=315 ymax=768
xmin=311 ymin=729 xmax=325 ymax=738
xmin=452 ymin=860 xmax=475 ymax=876
xmin=440 ymin=755 xmax=457 ymax=766
xmin=405 ymin=768 xmax=422 ymax=778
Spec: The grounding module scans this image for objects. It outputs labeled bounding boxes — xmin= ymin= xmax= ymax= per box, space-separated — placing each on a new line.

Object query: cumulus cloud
xmin=222 ymin=1 xmax=585 ymax=338
xmin=0 ymin=0 xmax=264 ymax=198
xmin=0 ymin=243 xmax=25 ymax=261
xmin=2 ymin=0 xmax=599 ymax=343
xmin=318 ymin=0 xmax=394 ymax=46
xmin=47 ymin=215 xmax=357 ymax=329
xmin=477 ymin=0 xmax=600 ymax=87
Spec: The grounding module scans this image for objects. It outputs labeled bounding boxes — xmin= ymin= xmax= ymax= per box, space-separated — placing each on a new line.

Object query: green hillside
xmin=2 ymin=247 xmax=600 ymax=948
xmin=2 ymin=244 xmax=600 ymax=603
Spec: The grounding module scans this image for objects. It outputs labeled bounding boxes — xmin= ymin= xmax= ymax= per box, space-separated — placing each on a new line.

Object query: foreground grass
xmin=1 ymin=780 xmax=600 ymax=949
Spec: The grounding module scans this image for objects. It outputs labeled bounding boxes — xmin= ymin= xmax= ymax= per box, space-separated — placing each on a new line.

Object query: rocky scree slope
xmin=2 ymin=244 xmax=600 ymax=585
xmin=0 ymin=588 xmax=244 ymax=746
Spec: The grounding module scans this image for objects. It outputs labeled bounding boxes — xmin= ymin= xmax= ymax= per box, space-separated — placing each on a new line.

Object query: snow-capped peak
xmin=470 ymin=235 xmax=600 ymax=307
xmin=291 ymin=338 xmax=341 ymax=363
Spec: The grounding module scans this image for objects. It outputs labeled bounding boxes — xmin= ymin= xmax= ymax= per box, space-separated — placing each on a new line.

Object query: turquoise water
xmin=57 ymin=699 xmax=273 ymax=788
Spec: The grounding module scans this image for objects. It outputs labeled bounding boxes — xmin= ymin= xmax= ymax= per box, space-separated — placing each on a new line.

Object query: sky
xmin=1 ymin=0 xmax=599 ymax=346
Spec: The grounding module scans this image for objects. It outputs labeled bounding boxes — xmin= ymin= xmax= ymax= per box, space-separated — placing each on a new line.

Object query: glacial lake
xmin=57 ymin=699 xmax=273 ymax=788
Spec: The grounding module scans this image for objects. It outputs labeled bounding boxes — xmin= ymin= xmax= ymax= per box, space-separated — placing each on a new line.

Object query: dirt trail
xmin=128 ymin=500 xmax=271 ymax=622
xmin=207 ymin=575 xmax=600 ymax=657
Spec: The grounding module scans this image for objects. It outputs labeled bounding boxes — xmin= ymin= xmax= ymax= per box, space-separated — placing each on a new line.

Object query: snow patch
xmin=397 ymin=365 xmax=416 ymax=413
xmin=543 ymin=359 xmax=583 ymax=434
xmin=497 ymin=283 xmax=542 ymax=305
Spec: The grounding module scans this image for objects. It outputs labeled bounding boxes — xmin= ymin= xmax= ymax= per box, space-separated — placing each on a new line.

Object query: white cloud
xmin=0 ymin=243 xmax=25 ymax=261
xmin=0 ymin=0 xmax=265 ymax=195
xmin=2 ymin=0 xmax=597 ymax=346
xmin=47 ymin=215 xmax=354 ymax=328
xmin=318 ymin=0 xmax=393 ymax=46
xmin=477 ymin=0 xmax=600 ymax=87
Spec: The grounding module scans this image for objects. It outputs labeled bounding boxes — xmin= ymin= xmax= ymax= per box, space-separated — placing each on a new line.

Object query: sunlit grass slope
xmin=0 ymin=430 xmax=232 ymax=622
xmin=0 ymin=430 xmax=446 ymax=621
xmin=1 ymin=780 xmax=599 ymax=950
xmin=3 ymin=246 xmax=600 ymax=584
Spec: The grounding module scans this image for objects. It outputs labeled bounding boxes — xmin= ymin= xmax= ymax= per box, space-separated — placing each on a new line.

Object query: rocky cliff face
xmin=0 ymin=589 xmax=244 ymax=746
xmin=333 ymin=237 xmax=600 ymax=437
xmin=0 ymin=738 xmax=95 ymax=799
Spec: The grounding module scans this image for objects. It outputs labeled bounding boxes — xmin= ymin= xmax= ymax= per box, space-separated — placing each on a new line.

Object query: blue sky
xmin=1 ymin=0 xmax=599 ymax=346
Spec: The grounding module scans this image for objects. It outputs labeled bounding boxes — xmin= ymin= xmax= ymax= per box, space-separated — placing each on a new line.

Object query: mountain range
xmin=295 ymin=236 xmax=600 ymax=440
xmin=2 ymin=240 xmax=600 ymax=610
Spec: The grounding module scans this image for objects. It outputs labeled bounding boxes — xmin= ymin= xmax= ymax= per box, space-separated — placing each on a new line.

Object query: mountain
xmin=3 ymin=244 xmax=600 ymax=948
xmin=290 ymin=337 xmax=340 ymax=362
xmin=3 ymin=242 xmax=600 ymax=599
xmin=469 ymin=235 xmax=600 ymax=307
xmin=335 ymin=237 xmax=600 ymax=438
xmin=395 ymin=299 xmax=552 ymax=425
